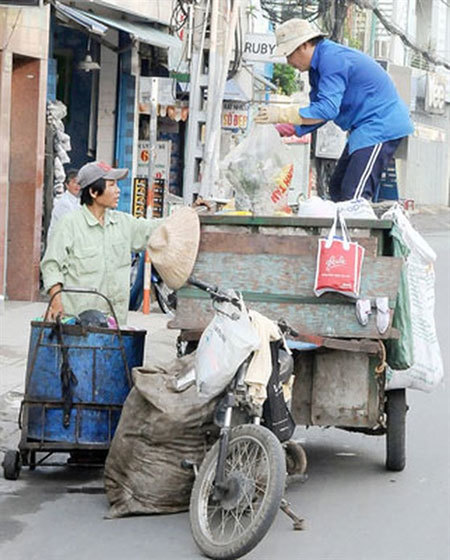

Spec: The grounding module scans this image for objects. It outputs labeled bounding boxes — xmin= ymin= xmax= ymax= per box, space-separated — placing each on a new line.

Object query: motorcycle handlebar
xmin=188 ymin=277 xmax=241 ymax=308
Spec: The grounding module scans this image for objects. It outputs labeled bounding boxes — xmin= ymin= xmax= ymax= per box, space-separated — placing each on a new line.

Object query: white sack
xmin=383 ymin=205 xmax=443 ymax=392
xmin=195 ymin=291 xmax=260 ymax=398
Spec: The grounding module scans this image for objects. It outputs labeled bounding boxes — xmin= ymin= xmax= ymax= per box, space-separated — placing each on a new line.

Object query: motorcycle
xmin=184 ymin=278 xmax=306 ymax=559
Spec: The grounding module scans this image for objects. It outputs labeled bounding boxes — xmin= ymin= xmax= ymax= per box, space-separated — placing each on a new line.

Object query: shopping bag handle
xmin=325 ymin=209 xmax=351 ymax=250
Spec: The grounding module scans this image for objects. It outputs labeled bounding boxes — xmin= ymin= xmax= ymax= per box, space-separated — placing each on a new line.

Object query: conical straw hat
xmin=147 ymin=207 xmax=200 ymax=290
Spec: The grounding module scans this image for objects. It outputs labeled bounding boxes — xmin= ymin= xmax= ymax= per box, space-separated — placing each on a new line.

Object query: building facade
xmin=0 ymin=3 xmax=50 ymax=303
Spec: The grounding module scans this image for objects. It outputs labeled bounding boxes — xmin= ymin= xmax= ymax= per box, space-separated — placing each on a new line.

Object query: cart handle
xmin=42 ymin=287 xmax=132 ymax=387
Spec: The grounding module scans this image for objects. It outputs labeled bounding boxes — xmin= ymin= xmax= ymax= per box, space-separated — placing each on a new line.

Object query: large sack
xmin=104 ymin=354 xmax=218 ymax=517
xmin=382 ymin=205 xmax=444 ymax=392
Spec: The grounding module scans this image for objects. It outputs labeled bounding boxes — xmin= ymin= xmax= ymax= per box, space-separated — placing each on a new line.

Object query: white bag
xmin=338 ymin=198 xmax=378 ymax=220
xmin=195 ymin=291 xmax=260 ymax=398
xmin=297 ymin=196 xmax=336 ymax=218
xmin=383 ymin=205 xmax=443 ymax=392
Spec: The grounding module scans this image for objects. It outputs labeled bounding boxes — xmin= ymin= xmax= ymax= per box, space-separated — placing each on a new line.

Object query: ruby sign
xmin=243 ymin=33 xmax=286 ymax=64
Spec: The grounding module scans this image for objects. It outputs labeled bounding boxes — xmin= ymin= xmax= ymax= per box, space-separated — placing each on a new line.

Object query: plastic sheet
xmin=220 ymin=124 xmax=294 ymax=214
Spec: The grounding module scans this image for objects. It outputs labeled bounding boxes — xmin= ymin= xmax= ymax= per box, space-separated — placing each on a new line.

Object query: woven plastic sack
xmin=383 ymin=205 xmax=443 ymax=392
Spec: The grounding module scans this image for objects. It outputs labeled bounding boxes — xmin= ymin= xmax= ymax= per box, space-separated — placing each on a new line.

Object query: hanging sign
xmin=243 ymin=33 xmax=285 ymax=63
xmin=132 ymin=178 xmax=148 ymax=219
xmin=425 ymin=72 xmax=446 ymax=115
xmin=137 ymin=140 xmax=172 ymax=179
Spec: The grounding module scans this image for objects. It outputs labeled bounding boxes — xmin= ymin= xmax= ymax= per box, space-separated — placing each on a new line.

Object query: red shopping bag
xmin=314 ymin=211 xmax=365 ymax=298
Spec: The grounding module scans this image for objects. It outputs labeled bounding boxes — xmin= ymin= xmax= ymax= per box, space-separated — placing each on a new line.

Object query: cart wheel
xmin=284 ymin=440 xmax=308 ymax=475
xmin=385 ymin=389 xmax=407 ymax=472
xmin=29 ymin=451 xmax=36 ymax=470
xmin=3 ymin=450 xmax=22 ymax=480
xmin=20 ymin=450 xmax=29 ymax=467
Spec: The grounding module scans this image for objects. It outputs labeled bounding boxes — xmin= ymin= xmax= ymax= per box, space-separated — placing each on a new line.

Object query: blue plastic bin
xmin=19 ymin=322 xmax=146 ymax=448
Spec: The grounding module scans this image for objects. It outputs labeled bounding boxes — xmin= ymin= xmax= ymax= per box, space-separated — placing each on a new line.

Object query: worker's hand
xmin=193 ymin=197 xmax=213 ymax=213
xmin=193 ymin=197 xmax=212 ymax=210
xmin=46 ymin=285 xmax=64 ymax=322
xmin=255 ymin=104 xmax=303 ymax=125
xmin=275 ymin=123 xmax=296 ymax=137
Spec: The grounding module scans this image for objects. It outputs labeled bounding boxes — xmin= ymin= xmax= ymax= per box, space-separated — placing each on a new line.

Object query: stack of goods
xmin=47 ymin=100 xmax=72 ymax=198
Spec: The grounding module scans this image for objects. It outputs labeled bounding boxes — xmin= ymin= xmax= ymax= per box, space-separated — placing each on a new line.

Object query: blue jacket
xmin=295 ymin=40 xmax=414 ymax=153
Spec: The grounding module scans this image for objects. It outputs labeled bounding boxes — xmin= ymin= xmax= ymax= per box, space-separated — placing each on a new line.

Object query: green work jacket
xmin=41 ymin=204 xmax=162 ymax=325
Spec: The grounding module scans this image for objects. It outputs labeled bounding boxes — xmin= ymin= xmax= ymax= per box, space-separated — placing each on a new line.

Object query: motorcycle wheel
xmin=154 ymin=281 xmax=177 ymax=315
xmin=129 ymin=252 xmax=144 ymax=311
xmin=189 ymin=424 xmax=286 ymax=560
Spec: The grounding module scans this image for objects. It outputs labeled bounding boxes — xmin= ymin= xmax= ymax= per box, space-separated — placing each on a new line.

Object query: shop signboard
xmin=137 ymin=140 xmax=172 ymax=180
xmin=222 ymin=102 xmax=248 ymax=130
xmin=425 ymin=72 xmax=446 ymax=115
xmin=243 ymin=33 xmax=285 ymax=64
xmin=132 ymin=178 xmax=166 ymax=219
xmin=132 ymin=178 xmax=148 ymax=219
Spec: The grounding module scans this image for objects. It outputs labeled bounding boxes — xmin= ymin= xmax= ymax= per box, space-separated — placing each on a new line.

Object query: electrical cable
xmin=353 ymin=0 xmax=450 ymax=70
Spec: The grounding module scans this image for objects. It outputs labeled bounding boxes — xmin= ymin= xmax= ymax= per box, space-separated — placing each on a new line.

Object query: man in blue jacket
xmin=255 ymin=19 xmax=414 ymax=202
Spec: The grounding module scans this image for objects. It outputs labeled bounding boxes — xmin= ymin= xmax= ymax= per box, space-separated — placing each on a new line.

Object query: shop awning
xmin=54 ymin=2 xmax=108 ymax=36
xmin=88 ymin=13 xmax=182 ymax=53
xmin=88 ymin=13 xmax=182 ymax=70
xmin=53 ymin=2 xmax=182 ymax=69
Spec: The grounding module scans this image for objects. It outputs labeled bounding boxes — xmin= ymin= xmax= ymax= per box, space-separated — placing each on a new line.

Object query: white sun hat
xmin=147 ymin=207 xmax=200 ymax=290
xmin=274 ymin=18 xmax=327 ymax=58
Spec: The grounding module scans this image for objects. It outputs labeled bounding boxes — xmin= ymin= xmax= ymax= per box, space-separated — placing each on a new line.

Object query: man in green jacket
xmin=41 ymin=161 xmax=162 ymax=325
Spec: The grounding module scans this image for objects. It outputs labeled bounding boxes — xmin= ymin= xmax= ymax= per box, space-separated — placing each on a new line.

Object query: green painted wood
xmin=187 ymin=253 xmax=402 ymax=301
xmin=178 ymin=288 xmax=396 ymax=308
xmin=200 ymin=215 xmax=393 ymax=230
xmin=172 ymin=220 xmax=399 ymax=339
xmin=170 ymin=298 xmax=396 ymax=339
xmin=199 ymin=231 xmax=378 ymax=256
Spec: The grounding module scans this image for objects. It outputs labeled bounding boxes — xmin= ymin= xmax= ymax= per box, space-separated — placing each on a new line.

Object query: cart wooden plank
xmin=170 ymin=298 xmax=397 ymax=339
xmin=199 ymin=215 xmax=393 ymax=230
xmin=199 ymin=232 xmax=379 ymax=256
xmin=171 ymin=243 xmax=402 ymax=338
xmin=186 ymin=252 xmax=402 ymax=300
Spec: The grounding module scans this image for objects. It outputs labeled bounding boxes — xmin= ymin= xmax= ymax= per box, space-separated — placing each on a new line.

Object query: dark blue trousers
xmin=329 ymin=138 xmax=403 ymax=201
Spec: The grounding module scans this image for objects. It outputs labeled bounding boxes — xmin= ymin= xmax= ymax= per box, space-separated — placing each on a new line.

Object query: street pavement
xmin=0 ymin=208 xmax=449 ymax=560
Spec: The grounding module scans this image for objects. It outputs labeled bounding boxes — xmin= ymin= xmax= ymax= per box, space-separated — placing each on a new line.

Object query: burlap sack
xmin=104 ymin=354 xmax=218 ymax=517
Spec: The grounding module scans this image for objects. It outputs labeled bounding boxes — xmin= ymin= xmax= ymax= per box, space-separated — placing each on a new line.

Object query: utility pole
xmin=183 ymin=0 xmax=242 ymax=202
xmin=183 ymin=0 xmax=210 ymax=203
